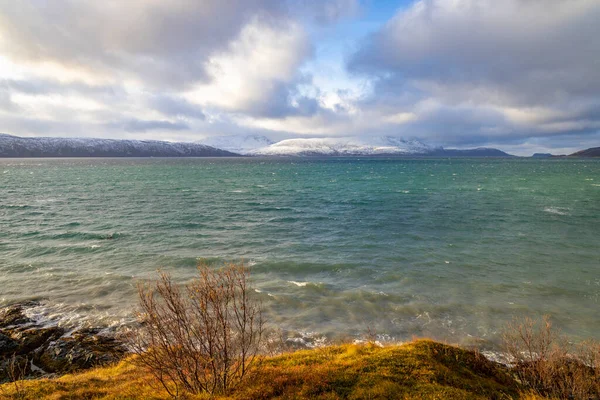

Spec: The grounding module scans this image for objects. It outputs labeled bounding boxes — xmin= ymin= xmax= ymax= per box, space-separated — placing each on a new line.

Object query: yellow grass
xmin=1 ymin=339 xmax=528 ymax=400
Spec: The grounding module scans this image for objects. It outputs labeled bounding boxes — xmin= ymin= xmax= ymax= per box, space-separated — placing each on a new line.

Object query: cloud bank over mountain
xmin=0 ymin=0 xmax=598 ymax=155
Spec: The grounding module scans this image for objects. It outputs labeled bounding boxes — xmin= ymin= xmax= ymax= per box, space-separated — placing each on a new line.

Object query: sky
xmin=0 ymin=0 xmax=598 ymax=156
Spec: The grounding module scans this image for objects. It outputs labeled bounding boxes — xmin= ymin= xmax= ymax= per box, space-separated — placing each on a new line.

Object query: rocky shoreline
xmin=0 ymin=302 xmax=127 ymax=382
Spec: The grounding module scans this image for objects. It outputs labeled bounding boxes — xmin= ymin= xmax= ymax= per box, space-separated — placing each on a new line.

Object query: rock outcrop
xmin=0 ymin=302 xmax=127 ymax=381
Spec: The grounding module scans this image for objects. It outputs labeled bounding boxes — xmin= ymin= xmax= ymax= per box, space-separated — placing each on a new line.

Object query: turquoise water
xmin=1 ymin=158 xmax=599 ymax=346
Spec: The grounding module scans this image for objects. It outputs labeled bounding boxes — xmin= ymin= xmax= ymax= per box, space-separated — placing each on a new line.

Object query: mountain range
xmin=0 ymin=133 xmax=597 ymax=158
xmin=201 ymin=135 xmax=513 ymax=157
xmin=0 ymin=134 xmax=236 ymax=157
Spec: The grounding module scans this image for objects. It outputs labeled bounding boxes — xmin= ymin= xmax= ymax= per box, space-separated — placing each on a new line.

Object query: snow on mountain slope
xmin=0 ymin=133 xmax=237 ymax=157
xmin=0 ymin=133 xmax=513 ymax=158
xmin=250 ymin=136 xmax=433 ymax=156
xmin=200 ymin=135 xmax=274 ymax=154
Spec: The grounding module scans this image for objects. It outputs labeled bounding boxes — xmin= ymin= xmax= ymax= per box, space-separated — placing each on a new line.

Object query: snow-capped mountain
xmin=249 ymin=136 xmax=434 ymax=156
xmin=0 ymin=134 xmax=237 ymax=157
xmin=0 ymin=133 xmax=513 ymax=158
xmin=200 ymin=135 xmax=274 ymax=155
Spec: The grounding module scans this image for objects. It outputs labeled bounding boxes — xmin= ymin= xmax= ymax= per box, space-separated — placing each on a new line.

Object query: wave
xmin=51 ymin=232 xmax=122 ymax=241
xmin=1 ymin=204 xmax=32 ymax=209
xmin=543 ymin=207 xmax=571 ymax=216
xmin=288 ymin=280 xmax=311 ymax=287
xmin=12 ymin=300 xmax=135 ymax=333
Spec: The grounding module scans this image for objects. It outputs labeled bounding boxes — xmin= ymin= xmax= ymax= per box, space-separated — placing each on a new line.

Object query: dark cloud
xmin=108 ymin=119 xmax=190 ymax=133
xmin=148 ymin=95 xmax=206 ymax=120
xmin=350 ymin=0 xmax=600 ymax=102
xmin=348 ymin=0 xmax=600 ymax=147
xmin=241 ymin=79 xmax=324 ymax=119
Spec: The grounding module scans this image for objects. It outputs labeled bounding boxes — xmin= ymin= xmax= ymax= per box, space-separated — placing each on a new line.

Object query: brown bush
xmin=502 ymin=315 xmax=600 ymax=399
xmin=130 ymin=261 xmax=264 ymax=398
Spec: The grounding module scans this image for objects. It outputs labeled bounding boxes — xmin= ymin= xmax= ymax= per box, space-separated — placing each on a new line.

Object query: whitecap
xmin=288 ymin=280 xmax=310 ymax=287
xmin=543 ymin=207 xmax=570 ymax=216
xmin=353 ymin=339 xmax=384 ymax=347
xmin=481 ymin=350 xmax=513 ymax=365
xmin=286 ymin=332 xmax=328 ymax=348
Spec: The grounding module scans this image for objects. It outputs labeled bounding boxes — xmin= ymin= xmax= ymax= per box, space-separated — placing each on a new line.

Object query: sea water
xmin=1 ymin=157 xmax=599 ymax=347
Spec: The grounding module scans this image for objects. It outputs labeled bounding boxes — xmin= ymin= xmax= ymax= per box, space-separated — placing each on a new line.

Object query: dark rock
xmin=0 ymin=331 xmax=18 ymax=356
xmin=35 ymin=331 xmax=127 ymax=373
xmin=10 ymin=327 xmax=64 ymax=354
xmin=0 ymin=302 xmax=37 ymax=328
xmin=0 ymin=302 xmax=128 ymax=378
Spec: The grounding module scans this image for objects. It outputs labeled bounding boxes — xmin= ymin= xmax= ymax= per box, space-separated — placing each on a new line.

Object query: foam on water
xmin=18 ymin=301 xmax=135 ymax=334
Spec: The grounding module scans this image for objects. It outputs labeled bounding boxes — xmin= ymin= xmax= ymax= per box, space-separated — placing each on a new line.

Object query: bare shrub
xmin=131 ymin=261 xmax=264 ymax=397
xmin=502 ymin=315 xmax=600 ymax=399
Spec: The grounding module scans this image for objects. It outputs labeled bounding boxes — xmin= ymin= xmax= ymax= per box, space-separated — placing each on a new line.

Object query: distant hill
xmin=569 ymin=147 xmax=600 ymax=157
xmin=424 ymin=148 xmax=513 ymax=157
xmin=0 ymin=134 xmax=238 ymax=157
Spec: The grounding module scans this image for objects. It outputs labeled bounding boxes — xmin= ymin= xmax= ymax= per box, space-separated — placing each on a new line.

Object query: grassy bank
xmin=0 ymin=339 xmax=541 ymax=400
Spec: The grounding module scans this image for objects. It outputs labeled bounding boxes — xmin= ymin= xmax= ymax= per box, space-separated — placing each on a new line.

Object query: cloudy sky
xmin=0 ymin=0 xmax=598 ymax=155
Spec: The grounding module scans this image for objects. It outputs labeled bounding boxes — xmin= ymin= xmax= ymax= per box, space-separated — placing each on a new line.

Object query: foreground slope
xmin=0 ymin=134 xmax=238 ymax=157
xmin=0 ymin=340 xmax=523 ymax=399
